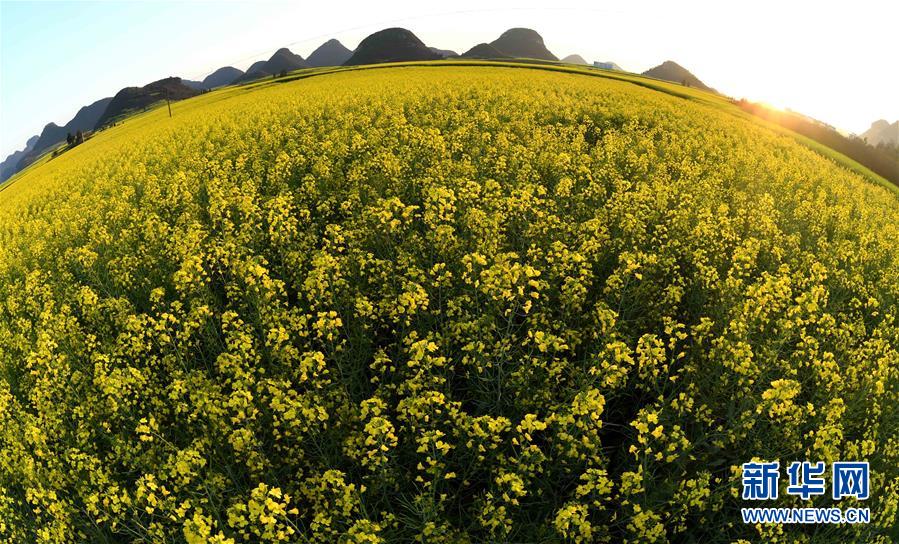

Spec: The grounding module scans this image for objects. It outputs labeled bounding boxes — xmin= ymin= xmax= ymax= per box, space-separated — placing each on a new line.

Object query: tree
xmin=66 ymin=132 xmax=74 ymax=145
xmin=75 ymin=130 xmax=84 ymax=144
xmin=279 ymin=69 xmax=287 ymax=78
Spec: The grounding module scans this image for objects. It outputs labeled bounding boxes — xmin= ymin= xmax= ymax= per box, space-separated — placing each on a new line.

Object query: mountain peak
xmin=236 ymin=48 xmax=308 ymax=82
xmin=461 ymin=43 xmax=509 ymax=59
xmin=265 ymin=47 xmax=308 ymax=73
xmin=343 ymin=28 xmax=440 ymax=66
xmin=861 ymin=119 xmax=899 ymax=146
xmin=561 ymin=54 xmax=588 ymax=65
xmin=497 ymin=28 xmax=544 ymax=44
xmin=203 ymin=66 xmax=243 ymax=88
xmin=489 ymin=28 xmax=557 ymax=61
xmin=307 ymin=39 xmax=353 ymax=67
xmin=246 ymin=60 xmax=267 ymax=74
xmin=642 ymin=61 xmax=714 ymax=92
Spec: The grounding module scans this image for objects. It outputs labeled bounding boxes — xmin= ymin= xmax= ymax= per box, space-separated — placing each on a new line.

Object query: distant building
xmin=593 ymin=61 xmax=623 ymax=71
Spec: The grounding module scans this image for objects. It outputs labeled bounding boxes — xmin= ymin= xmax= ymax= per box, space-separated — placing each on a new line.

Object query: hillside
xmin=737 ymin=100 xmax=899 ymax=185
xmin=306 ymin=39 xmax=353 ymax=67
xmin=343 ymin=27 xmax=441 ymax=65
xmin=2 ymin=64 xmax=896 ymax=543
xmin=10 ymin=96 xmax=113 ymax=174
xmin=31 ymin=96 xmax=113 ymax=152
xmin=0 ymin=135 xmax=38 ymax=182
xmin=95 ymin=77 xmax=199 ymax=127
xmin=862 ymin=119 xmax=899 ymax=147
xmin=561 ymin=53 xmax=588 ymax=64
xmin=642 ymin=60 xmax=713 ymax=91
xmin=460 ymin=43 xmax=510 ymax=59
xmin=489 ymin=28 xmax=557 ymax=60
xmin=29 ymin=124 xmax=70 ymax=154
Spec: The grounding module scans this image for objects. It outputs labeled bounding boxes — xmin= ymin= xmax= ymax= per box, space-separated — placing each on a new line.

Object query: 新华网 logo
xmin=739 ymin=460 xmax=870 ymax=524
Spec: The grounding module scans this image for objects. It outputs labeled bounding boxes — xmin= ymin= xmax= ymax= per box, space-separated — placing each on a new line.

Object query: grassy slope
xmin=3 ymin=59 xmax=896 ymax=198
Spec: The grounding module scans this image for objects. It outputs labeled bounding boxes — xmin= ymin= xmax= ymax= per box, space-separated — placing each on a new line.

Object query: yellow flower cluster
xmin=0 ymin=64 xmax=897 ymax=542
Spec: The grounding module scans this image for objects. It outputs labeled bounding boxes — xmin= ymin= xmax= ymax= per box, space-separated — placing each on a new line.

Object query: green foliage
xmin=1 ymin=66 xmax=897 ymax=543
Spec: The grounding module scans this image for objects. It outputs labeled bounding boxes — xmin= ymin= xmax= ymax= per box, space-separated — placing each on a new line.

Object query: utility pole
xmin=166 ymin=88 xmax=172 ymax=118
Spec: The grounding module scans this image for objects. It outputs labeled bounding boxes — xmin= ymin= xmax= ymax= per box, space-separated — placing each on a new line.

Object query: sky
xmin=1 ymin=0 xmax=897 ymax=158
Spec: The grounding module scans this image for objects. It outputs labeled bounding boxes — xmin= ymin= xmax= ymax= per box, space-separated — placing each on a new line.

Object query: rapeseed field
xmin=0 ymin=65 xmax=897 ymax=542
